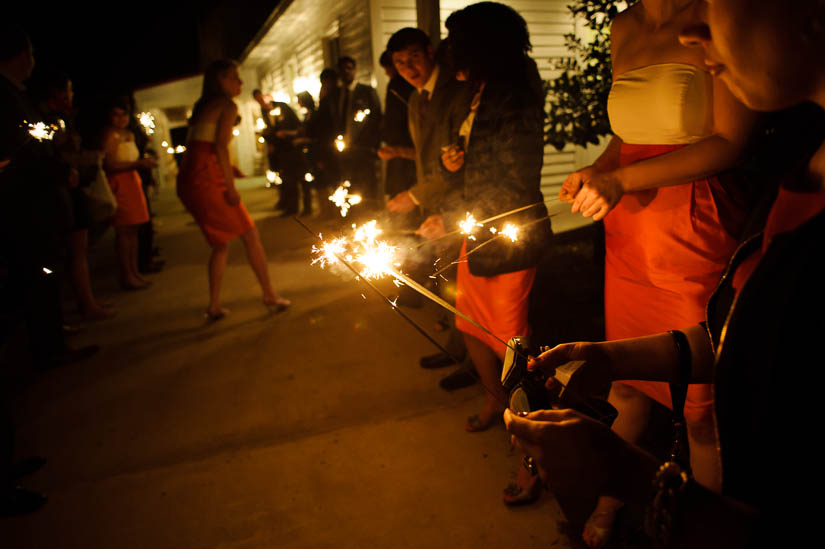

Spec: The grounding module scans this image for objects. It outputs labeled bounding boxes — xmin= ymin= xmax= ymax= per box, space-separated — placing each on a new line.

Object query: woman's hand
xmin=377 ymin=146 xmax=397 ymax=160
xmin=504 ymin=408 xmax=657 ymax=499
xmin=559 ymin=165 xmax=598 ymax=203
xmin=528 ymin=342 xmax=613 ymax=397
xmin=570 ymin=170 xmax=625 ymax=221
xmin=387 ymin=191 xmax=416 ymax=213
xmin=223 ymin=187 xmax=241 ymax=206
xmin=415 ymin=214 xmax=446 ymax=239
xmin=441 ymin=145 xmax=464 ymax=172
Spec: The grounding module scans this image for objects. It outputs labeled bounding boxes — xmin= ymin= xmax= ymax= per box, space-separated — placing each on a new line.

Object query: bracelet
xmin=646 ymin=461 xmax=691 ymax=549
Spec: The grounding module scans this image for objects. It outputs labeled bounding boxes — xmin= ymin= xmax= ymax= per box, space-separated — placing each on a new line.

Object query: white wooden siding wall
xmin=439 ymin=0 xmax=578 ymax=202
xmin=244 ymin=0 xmax=375 ymax=105
xmin=370 ymin=0 xmax=418 ymax=102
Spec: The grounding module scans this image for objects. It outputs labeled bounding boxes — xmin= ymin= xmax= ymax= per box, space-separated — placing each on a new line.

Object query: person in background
xmin=102 ymin=98 xmax=155 ymax=290
xmin=29 ymin=67 xmax=116 ymax=320
xmin=312 ymin=68 xmax=342 ymax=218
xmin=386 ymin=27 xmax=476 ymax=391
xmin=177 ymin=59 xmax=290 ymax=320
xmin=334 ymin=56 xmax=382 ymax=202
xmin=277 ymin=91 xmax=316 ymax=216
xmin=377 ymin=50 xmax=416 ymax=201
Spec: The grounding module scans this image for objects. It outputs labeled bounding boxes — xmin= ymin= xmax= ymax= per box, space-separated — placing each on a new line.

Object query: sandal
xmin=502 ymin=475 xmax=541 ymax=505
xmin=204 ymin=308 xmax=229 ymax=322
xmin=264 ymin=296 xmax=291 ymax=313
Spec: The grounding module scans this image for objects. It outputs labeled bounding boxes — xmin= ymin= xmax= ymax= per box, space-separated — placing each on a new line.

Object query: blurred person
xmin=178 ymin=59 xmax=290 ymax=320
xmin=0 ymin=25 xmax=98 ymax=368
xmin=377 ymin=50 xmax=416 ymax=200
xmin=334 ymin=56 xmax=382 ymax=201
xmin=422 ymin=3 xmax=551 ymax=435
xmin=311 ymin=68 xmax=342 ymax=217
xmin=102 ymin=97 xmax=155 ymax=290
xmin=30 ymin=68 xmax=116 ymax=320
xmin=277 ymin=91 xmax=316 ymax=216
xmin=556 ymin=0 xmax=757 ymax=544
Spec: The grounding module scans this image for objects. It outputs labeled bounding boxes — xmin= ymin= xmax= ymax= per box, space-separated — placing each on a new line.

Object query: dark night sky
xmin=10 ymin=1 xmax=278 ymax=96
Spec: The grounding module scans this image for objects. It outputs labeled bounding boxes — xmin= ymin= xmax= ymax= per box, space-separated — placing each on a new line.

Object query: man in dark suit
xmin=385 ymin=28 xmax=476 ymax=390
xmin=377 ymin=50 xmax=416 ymax=199
xmin=254 ymin=89 xmax=303 ymax=215
xmin=334 ymin=56 xmax=382 ymax=201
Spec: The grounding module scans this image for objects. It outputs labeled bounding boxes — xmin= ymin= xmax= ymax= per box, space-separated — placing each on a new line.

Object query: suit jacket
xmin=336 ymin=83 xmax=382 ymax=151
xmin=407 ymin=66 xmax=473 ymax=211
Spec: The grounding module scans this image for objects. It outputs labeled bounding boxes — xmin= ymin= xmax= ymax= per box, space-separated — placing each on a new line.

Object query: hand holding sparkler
xmin=415 ymin=214 xmax=446 ymax=239
xmin=560 ymin=165 xmax=623 ymax=221
xmin=441 ymin=144 xmax=464 ymax=172
xmin=386 ymin=191 xmax=416 ymax=214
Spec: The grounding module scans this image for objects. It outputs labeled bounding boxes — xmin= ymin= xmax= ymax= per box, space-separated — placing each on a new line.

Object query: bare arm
xmin=215 ymin=101 xmax=239 ymax=190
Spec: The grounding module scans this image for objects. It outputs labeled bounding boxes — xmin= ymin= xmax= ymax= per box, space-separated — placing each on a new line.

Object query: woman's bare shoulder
xmin=610 ymin=3 xmax=641 ymax=40
xmin=196 ymin=97 xmax=237 ymax=124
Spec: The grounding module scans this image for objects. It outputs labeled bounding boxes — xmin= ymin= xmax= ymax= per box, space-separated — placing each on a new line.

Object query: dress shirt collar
xmin=419 ymin=65 xmax=439 ymax=98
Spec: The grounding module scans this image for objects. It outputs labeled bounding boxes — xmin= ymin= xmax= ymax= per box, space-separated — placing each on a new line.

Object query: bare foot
xmin=582 ymin=499 xmax=622 ymax=548
xmin=263 ymin=295 xmax=291 ymax=313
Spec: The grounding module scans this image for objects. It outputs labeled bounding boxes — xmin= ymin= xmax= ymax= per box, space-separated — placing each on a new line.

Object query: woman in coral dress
xmin=177 ymin=59 xmax=290 ymax=320
xmin=102 ymin=100 xmax=155 ymax=289
xmin=559 ymin=1 xmax=756 ymax=546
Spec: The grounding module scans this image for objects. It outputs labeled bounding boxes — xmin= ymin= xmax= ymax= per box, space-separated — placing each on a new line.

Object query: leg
xmin=583 ymin=382 xmax=652 ymax=548
xmin=686 ymin=413 xmax=722 ymax=492
xmin=208 ymin=242 xmax=229 ymax=316
xmin=115 ymin=227 xmax=140 ymax=287
xmin=239 ymin=228 xmax=289 ymax=309
xmin=68 ymin=230 xmax=114 ymax=318
xmin=127 ymin=227 xmax=148 ymax=284
xmin=463 ymin=333 xmax=506 ymax=431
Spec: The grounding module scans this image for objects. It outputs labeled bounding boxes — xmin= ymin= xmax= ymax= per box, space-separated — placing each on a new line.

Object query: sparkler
xmin=328 ymin=181 xmax=362 ymax=217
xmin=175 ymin=145 xmax=186 ymax=154
xmin=162 ymin=140 xmax=169 ymax=148
xmin=266 ymin=170 xmax=282 ymax=187
xmin=166 ymin=146 xmax=175 ymax=154
xmin=335 ymin=135 xmax=346 ymax=152
xmin=269 ymin=107 xmax=282 ymax=117
xmin=256 ymin=117 xmax=266 ymax=131
xmin=232 ymin=129 xmax=240 ymax=137
xmin=258 ymin=137 xmax=266 ymax=144
xmin=353 ymin=108 xmax=371 ymax=123
xmin=304 ymin=172 xmax=314 ymax=182
xmin=138 ymin=112 xmax=155 ymax=135
xmin=26 ymin=121 xmax=57 ymax=142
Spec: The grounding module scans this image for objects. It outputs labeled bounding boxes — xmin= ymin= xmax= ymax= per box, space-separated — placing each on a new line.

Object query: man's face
xmin=339 ymin=61 xmax=356 ymax=85
xmin=392 ymin=44 xmax=435 ymax=90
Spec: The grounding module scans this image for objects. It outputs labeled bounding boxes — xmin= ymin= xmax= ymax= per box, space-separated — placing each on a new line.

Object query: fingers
xmin=528 ymin=343 xmax=579 ymax=373
xmin=559 ymin=173 xmax=582 ymax=202
xmin=503 ymin=408 xmax=579 ymax=441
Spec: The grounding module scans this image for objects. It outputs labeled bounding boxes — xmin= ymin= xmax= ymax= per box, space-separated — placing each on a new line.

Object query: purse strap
xmin=667 ymin=330 xmax=692 ymax=471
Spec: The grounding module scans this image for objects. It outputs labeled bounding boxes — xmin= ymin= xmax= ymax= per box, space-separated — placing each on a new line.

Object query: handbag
xmin=83 ymin=160 xmax=117 ymax=222
xmin=466 ymin=203 xmax=553 ymax=277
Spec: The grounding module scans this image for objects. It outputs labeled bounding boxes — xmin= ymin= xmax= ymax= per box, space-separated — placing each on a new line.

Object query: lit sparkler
xmin=138 ymin=112 xmax=155 ymax=135
xmin=166 ymin=146 xmax=175 ymax=154
xmin=232 ymin=129 xmax=240 ymax=137
xmin=269 ymin=107 xmax=282 ymax=117
xmin=258 ymin=136 xmax=266 ymax=144
xmin=353 ymin=108 xmax=371 ymax=123
xmin=256 ymin=117 xmax=266 ymax=131
xmin=500 ymin=223 xmax=519 ymax=242
xmin=162 ymin=140 xmax=169 ymax=147
xmin=335 ymin=135 xmax=346 ymax=152
xmin=26 ymin=121 xmax=57 ymax=142
xmin=175 ymin=145 xmax=186 ymax=154
xmin=304 ymin=172 xmax=314 ymax=182
xmin=328 ymin=181 xmax=362 ymax=217
xmin=458 ymin=212 xmax=482 ymax=241
xmin=266 ymin=170 xmax=282 ymax=187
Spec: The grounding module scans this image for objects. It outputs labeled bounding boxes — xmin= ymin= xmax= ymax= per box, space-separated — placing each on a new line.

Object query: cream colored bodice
xmin=188 ymin=122 xmax=217 ymax=143
xmin=115 ymin=140 xmax=140 ymax=162
xmin=607 ymin=63 xmax=713 ymax=145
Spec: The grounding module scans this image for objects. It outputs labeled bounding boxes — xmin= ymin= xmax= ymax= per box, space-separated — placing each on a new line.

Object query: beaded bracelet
xmin=646 ymin=461 xmax=691 ymax=549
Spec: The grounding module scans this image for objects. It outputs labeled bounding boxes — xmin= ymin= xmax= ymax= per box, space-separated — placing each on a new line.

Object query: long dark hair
xmin=445 ymin=2 xmax=536 ymax=96
xmin=191 ymin=58 xmax=237 ymax=121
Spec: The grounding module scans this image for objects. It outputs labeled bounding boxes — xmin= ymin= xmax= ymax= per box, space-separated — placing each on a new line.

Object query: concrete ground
xmin=1 ymin=178 xmax=579 ymax=548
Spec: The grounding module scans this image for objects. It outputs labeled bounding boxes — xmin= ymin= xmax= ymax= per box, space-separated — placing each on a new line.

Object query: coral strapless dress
xmin=108 ymin=141 xmax=150 ymax=227
xmin=177 ymin=123 xmax=254 ymax=247
xmin=605 ymin=64 xmax=744 ymax=423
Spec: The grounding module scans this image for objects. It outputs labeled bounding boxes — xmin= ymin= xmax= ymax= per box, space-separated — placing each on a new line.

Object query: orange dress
xmin=108 ymin=141 xmax=149 ymax=227
xmin=605 ymin=64 xmax=743 ymax=423
xmin=177 ymin=136 xmax=254 ymax=247
xmin=455 ymin=241 xmax=536 ymax=357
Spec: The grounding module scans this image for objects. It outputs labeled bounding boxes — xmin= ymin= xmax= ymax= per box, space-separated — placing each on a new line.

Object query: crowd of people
xmin=3 ymin=0 xmax=825 ymax=545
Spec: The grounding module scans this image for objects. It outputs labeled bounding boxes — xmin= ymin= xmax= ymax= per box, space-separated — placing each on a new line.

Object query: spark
xmin=353 ymin=108 xmax=371 ymax=122
xmin=266 ymin=170 xmax=282 ymax=187
xmin=310 ymin=220 xmax=398 ymax=281
xmin=162 ymin=140 xmax=169 ymax=147
xmin=57 ymin=119 xmax=66 ymax=131
xmin=458 ymin=212 xmax=482 ymax=235
xmin=390 ymin=297 xmax=398 ymax=308
xmin=166 ymin=146 xmax=175 ymax=154
xmin=304 ymin=172 xmax=314 ymax=182
xmin=328 ymin=181 xmax=362 ymax=217
xmin=26 ymin=121 xmax=56 ymax=141
xmin=138 ymin=112 xmax=155 ymax=135
xmin=392 ymin=279 xmax=404 ymax=287
xmin=500 ymin=223 xmax=520 ymax=242
xmin=489 ymin=227 xmax=497 ymax=234
xmin=42 ymin=267 xmax=53 ymax=274
xmin=311 ymin=237 xmax=348 ymax=268
xmin=258 ymin=136 xmax=265 ymax=144
xmin=335 ymin=135 xmax=346 ymax=152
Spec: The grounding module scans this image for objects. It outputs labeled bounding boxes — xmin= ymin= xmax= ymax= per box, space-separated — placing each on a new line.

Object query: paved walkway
xmin=1 ymin=179 xmax=575 ymax=548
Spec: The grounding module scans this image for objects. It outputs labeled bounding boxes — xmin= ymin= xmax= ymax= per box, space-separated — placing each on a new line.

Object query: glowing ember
xmin=310 ymin=221 xmax=399 ymax=281
xmin=328 ymin=181 xmax=362 ymax=217
xmin=489 ymin=227 xmax=497 ymax=234
xmin=335 ymin=135 xmax=346 ymax=152
xmin=26 ymin=121 xmax=56 ymax=142
xmin=353 ymin=108 xmax=371 ymax=122
xmin=500 ymin=223 xmax=519 ymax=242
xmin=138 ymin=112 xmax=155 ymax=135
xmin=458 ymin=212 xmax=482 ymax=239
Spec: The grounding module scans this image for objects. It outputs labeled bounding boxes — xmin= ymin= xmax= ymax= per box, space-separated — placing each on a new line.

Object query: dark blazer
xmin=382 ymin=75 xmax=416 ymax=196
xmin=407 ymin=66 xmax=473 ymax=211
xmin=336 ymin=82 xmax=382 ymax=151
